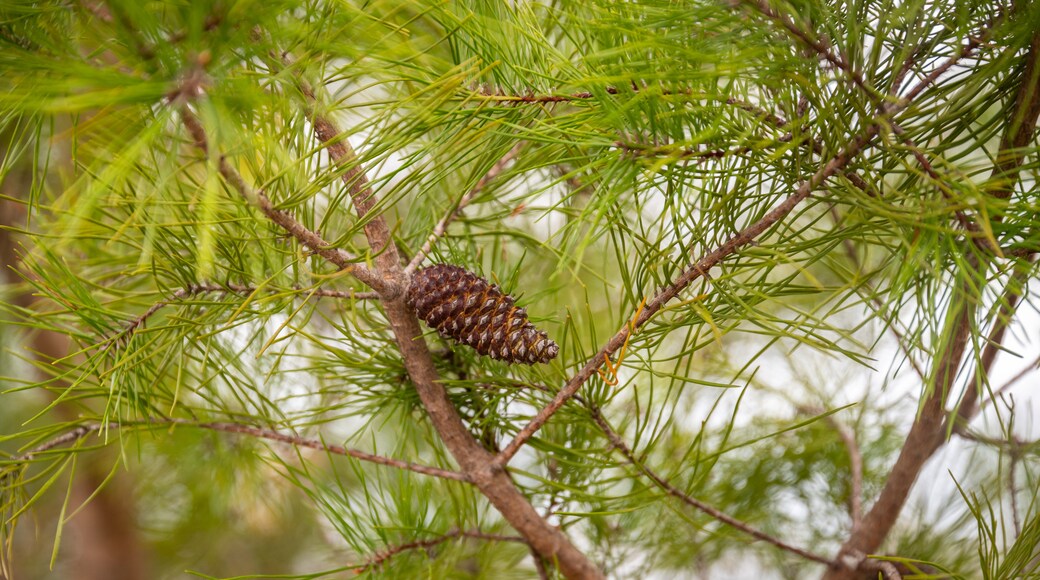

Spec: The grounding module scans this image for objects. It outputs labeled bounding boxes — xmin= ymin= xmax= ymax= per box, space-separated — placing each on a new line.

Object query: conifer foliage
xmin=1 ymin=0 xmax=1039 ymax=579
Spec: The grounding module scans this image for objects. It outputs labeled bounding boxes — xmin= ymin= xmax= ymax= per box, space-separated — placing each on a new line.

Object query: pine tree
xmin=1 ymin=1 xmax=1039 ymax=579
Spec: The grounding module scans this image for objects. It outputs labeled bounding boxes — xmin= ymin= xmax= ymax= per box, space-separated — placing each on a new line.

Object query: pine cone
xmin=407 ymin=264 xmax=559 ymax=364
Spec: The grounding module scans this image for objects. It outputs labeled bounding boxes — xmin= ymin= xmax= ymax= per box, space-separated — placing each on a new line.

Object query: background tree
xmin=2 ymin=1 xmax=1039 ymax=579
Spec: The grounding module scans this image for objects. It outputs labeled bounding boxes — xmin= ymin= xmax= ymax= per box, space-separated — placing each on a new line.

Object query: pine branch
xmin=2 ymin=420 xmax=468 ymax=483
xmin=517 ymin=377 xmax=838 ymax=566
xmin=282 ymin=57 xmax=607 ymax=579
xmin=824 ymin=18 xmax=1033 ymax=580
xmin=588 ymin=407 xmax=836 ymax=566
xmin=478 ymin=85 xmax=880 ymax=196
xmin=495 ymin=50 xmax=958 ymax=465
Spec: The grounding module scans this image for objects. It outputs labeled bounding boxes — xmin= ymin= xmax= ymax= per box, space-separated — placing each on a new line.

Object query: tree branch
xmin=890 ymin=124 xmax=997 ymax=253
xmin=2 ymin=420 xmax=468 ymax=483
xmin=286 ymin=63 xmax=606 ymax=579
xmin=496 ymin=70 xmax=940 ymax=466
xmin=824 ymin=17 xmax=1032 ymax=579
xmin=589 ymin=408 xmax=836 ymax=566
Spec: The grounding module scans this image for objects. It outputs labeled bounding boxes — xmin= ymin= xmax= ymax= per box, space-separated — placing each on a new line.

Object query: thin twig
xmin=588 ymin=409 xmax=836 ymax=566
xmin=802 ymin=404 xmax=864 ymax=527
xmin=2 ymin=420 xmax=468 ymax=483
xmin=405 ymin=142 xmax=525 ymax=275
xmin=745 ymin=0 xmax=879 ymax=103
xmin=862 ymin=557 xmax=903 ymax=580
xmin=105 ymin=283 xmax=379 ymax=343
xmin=833 ymin=420 xmax=863 ymax=527
xmin=832 ymin=422 xmax=865 ymax=532
xmin=351 ymin=529 xmax=525 ymax=574
xmin=2 ymin=425 xmax=94 ymax=469
xmin=485 ymin=87 xmax=882 ymax=196
xmin=900 ymin=24 xmax=995 ymax=105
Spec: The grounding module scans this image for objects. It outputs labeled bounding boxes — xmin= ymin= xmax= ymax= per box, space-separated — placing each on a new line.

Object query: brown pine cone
xmin=407 ymin=264 xmax=559 ymax=364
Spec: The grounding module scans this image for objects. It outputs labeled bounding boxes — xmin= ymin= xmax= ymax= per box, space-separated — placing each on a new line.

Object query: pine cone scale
xmin=407 ymin=264 xmax=560 ymax=364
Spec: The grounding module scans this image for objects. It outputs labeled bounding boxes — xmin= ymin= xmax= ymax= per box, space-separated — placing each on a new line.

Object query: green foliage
xmin=1 ymin=0 xmax=1039 ymax=578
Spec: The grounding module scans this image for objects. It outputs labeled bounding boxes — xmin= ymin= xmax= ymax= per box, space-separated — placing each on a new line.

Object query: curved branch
xmin=589 ymin=408 xmax=836 ymax=566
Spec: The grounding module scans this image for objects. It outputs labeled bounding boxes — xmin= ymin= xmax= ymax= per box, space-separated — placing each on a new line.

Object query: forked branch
xmin=287 ymin=63 xmax=607 ymax=579
xmin=178 ymin=108 xmax=388 ymax=294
